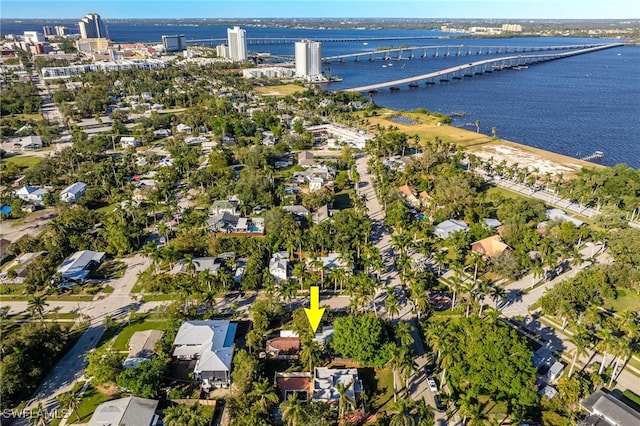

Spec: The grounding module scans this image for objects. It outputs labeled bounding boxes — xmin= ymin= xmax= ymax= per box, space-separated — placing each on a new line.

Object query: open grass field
xmin=254 ymin=84 xmax=306 ymax=97
xmin=67 ymin=384 xmax=114 ymax=424
xmin=1 ymin=154 xmax=43 ymax=168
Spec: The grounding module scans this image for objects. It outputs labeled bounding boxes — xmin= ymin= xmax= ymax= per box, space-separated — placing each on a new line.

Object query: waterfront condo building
xmin=162 ymin=34 xmax=186 ymax=52
xmin=79 ymin=13 xmax=107 ymax=39
xmin=295 ymin=39 xmax=323 ymax=81
xmin=227 ymin=26 xmax=247 ymax=61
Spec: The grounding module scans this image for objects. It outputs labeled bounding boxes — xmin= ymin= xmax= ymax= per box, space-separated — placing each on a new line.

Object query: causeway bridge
xmin=322 ymin=43 xmax=607 ymax=63
xmin=342 ymin=43 xmax=624 ymax=93
xmin=185 ymin=35 xmax=444 ymax=46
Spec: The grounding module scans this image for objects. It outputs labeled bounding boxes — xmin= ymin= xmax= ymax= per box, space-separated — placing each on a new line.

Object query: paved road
xmin=26 ymin=254 xmax=147 ymax=411
xmin=499 ymin=247 xmax=640 ymax=393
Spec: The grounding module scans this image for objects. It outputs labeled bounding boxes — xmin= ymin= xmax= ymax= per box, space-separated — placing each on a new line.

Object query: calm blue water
xmin=2 ymin=21 xmax=638 ymax=167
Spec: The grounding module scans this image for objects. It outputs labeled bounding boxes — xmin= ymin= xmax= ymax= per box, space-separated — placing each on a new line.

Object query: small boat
xmin=389 ymin=86 xmax=400 ymax=91
xmin=408 ymin=82 xmax=419 ymax=88
xmin=388 ymin=63 xmax=393 ymax=67
xmin=382 ymin=65 xmax=387 ymax=68
xmin=368 ymin=89 xmax=378 ymax=94
xmin=363 ymin=42 xmax=368 ymax=45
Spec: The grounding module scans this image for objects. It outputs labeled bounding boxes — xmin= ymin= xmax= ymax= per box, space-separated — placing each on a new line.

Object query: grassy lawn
xmin=95 ymin=260 xmax=127 ymax=279
xmin=101 ymin=285 xmax=114 ymax=294
xmin=485 ymin=186 xmax=531 ymax=201
xmin=95 ymin=203 xmax=118 ymax=214
xmin=67 ymin=384 xmax=115 ymax=424
xmin=359 ymin=367 xmax=395 ymax=413
xmin=112 ymin=319 xmax=168 ymax=352
xmin=603 ymin=289 xmax=640 ymax=313
xmin=140 ymin=293 xmax=176 ymax=302
xmin=478 ymin=394 xmax=508 ymax=416
xmin=254 ymin=84 xmax=305 ymax=97
xmin=2 ymin=154 xmax=43 ymax=168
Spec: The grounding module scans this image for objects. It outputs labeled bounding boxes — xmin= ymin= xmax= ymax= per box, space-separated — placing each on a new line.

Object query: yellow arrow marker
xmin=304 ymin=286 xmax=325 ymax=333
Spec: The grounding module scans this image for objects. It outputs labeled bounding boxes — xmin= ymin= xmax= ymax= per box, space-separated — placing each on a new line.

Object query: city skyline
xmin=1 ymin=0 xmax=638 ymax=19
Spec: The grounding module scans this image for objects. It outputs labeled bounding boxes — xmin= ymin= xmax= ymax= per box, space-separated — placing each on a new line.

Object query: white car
xmin=427 ymin=377 xmax=438 ymax=393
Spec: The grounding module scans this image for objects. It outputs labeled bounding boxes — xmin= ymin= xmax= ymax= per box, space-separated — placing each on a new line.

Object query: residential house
xmin=15 ymin=185 xmax=47 ymax=205
xmin=207 ymin=212 xmax=239 ymax=232
xmin=309 ymin=177 xmax=324 ymax=192
xmin=209 ymin=200 xmax=239 ymax=216
xmin=545 ymin=208 xmax=585 ymax=227
xmin=471 ymin=235 xmax=509 ymax=259
xmin=298 ymin=151 xmax=315 ymax=167
xmin=18 ymin=135 xmax=43 ymax=149
xmin=313 ymin=367 xmax=363 ymax=404
xmin=283 ymin=204 xmax=310 ymax=218
xmin=123 ymin=330 xmax=163 ymax=369
xmin=60 ymin=182 xmax=87 ymax=203
xmin=7 ymin=251 xmax=47 ymax=283
xmin=88 ymin=396 xmax=159 ymax=426
xmin=398 ymin=184 xmax=420 ymax=208
xmin=221 ymin=134 xmax=237 ymax=147
xmin=269 ymin=251 xmax=289 ymax=282
xmin=120 ymin=136 xmax=141 ymax=148
xmin=56 ymin=250 xmax=105 ymax=283
xmin=312 ymin=204 xmax=330 ymax=224
xmin=153 ymin=128 xmax=171 ymax=138
xmin=579 ymin=390 xmax=640 ymax=426
xmin=313 ymin=326 xmax=334 ymax=345
xmin=483 ymin=218 xmax=502 ymax=229
xmin=432 ymin=219 xmax=469 ymax=239
xmin=266 ymin=333 xmax=301 ymax=359
xmin=171 ymin=257 xmax=223 ymax=275
xmin=275 ymin=372 xmax=312 ymax=401
xmin=316 ymin=252 xmax=351 ymax=271
xmin=173 ymin=320 xmax=237 ymax=389
xmin=176 ymin=123 xmax=192 ymax=134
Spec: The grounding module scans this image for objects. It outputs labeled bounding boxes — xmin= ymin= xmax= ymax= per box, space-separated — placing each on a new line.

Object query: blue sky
xmin=1 ymin=0 xmax=637 ymax=19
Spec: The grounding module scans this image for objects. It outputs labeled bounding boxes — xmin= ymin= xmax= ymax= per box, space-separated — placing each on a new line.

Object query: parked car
xmin=427 ymin=377 xmax=438 ymax=393
xmin=434 ymin=394 xmax=446 ymax=412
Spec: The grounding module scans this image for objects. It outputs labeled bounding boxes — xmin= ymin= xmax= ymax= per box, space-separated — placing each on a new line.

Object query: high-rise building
xmin=42 ymin=26 xmax=55 ymax=36
xmin=24 ymin=31 xmax=46 ymax=44
xmin=295 ymin=39 xmax=323 ymax=81
xmin=79 ymin=13 xmax=107 ymax=39
xmin=226 ymin=26 xmax=247 ymax=61
xmin=55 ymin=26 xmax=69 ymax=36
xmin=162 ymin=35 xmax=186 ymax=52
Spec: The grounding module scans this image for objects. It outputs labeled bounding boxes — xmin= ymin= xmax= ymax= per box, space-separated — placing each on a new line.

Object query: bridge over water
xmin=185 ymin=35 xmax=444 ymax=46
xmin=322 ymin=43 xmax=607 ymax=63
xmin=342 ymin=43 xmax=624 ymax=93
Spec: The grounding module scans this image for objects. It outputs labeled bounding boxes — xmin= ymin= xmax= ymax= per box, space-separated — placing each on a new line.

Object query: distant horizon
xmin=1 ymin=1 xmax=637 ymax=20
xmin=3 ymin=17 xmax=638 ymax=22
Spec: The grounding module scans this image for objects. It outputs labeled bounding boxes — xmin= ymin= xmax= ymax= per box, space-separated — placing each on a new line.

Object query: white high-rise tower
xmin=79 ymin=13 xmax=107 ymax=39
xmin=295 ymin=40 xmax=322 ymax=81
xmin=227 ymin=26 xmax=247 ymax=61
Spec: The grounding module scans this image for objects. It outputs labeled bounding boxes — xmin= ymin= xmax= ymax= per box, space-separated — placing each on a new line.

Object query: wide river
xmin=3 ymin=22 xmax=638 ymax=167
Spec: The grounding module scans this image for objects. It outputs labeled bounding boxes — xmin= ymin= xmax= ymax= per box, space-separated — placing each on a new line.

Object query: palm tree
xmin=280 ymin=393 xmax=307 ymax=426
xmin=385 ymin=288 xmax=401 ymax=319
xmin=292 ymin=262 xmax=308 ymax=291
xmin=163 ymin=402 xmax=208 ymax=426
xmin=488 ymin=285 xmax=506 ymax=309
xmin=389 ymin=398 xmax=416 ymax=426
xmin=250 ymin=378 xmax=279 ymax=414
xmin=27 ymin=295 xmax=48 ymax=323
xmin=299 ymin=339 xmax=323 ymax=374
xmin=56 ymin=391 xmax=82 ymax=421
xmin=567 ymin=330 xmax=590 ymax=378
xmin=414 ymin=398 xmax=435 ymax=426
xmin=596 ymin=328 xmax=616 ymax=375
xmin=336 ymin=381 xmax=357 ymax=423
xmin=395 ymin=322 xmax=415 ymax=347
xmin=432 ymin=250 xmax=447 ymax=276
xmin=183 ymin=254 xmax=200 ymax=277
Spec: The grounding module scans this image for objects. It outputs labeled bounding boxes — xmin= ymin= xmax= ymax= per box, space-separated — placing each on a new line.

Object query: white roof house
xmin=60 ymin=182 xmax=87 ymax=203
xmin=545 ymin=209 xmax=585 ymax=227
xmin=88 ymin=396 xmax=159 ymax=426
xmin=173 ymin=320 xmax=237 ymax=388
xmin=313 ymin=367 xmax=363 ymax=403
xmin=18 ymin=135 xmax=43 ymax=149
xmin=15 ymin=185 xmax=47 ymax=205
xmin=56 ymin=250 xmax=105 ymax=283
xmin=269 ymin=251 xmax=289 ymax=282
xmin=176 ymin=123 xmax=192 ymax=134
xmin=433 ymin=219 xmax=470 ymax=239
xmin=120 ymin=136 xmax=141 ymax=148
